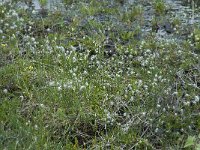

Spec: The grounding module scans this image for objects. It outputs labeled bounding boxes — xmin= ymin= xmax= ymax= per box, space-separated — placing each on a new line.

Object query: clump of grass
xmin=39 ymin=0 xmax=47 ymax=8
xmin=80 ymin=1 xmax=117 ymax=17
xmin=63 ymin=0 xmax=74 ymax=5
xmin=153 ymin=0 xmax=167 ymax=15
xmin=193 ymin=28 xmax=200 ymax=52
xmin=122 ymin=5 xmax=144 ymax=23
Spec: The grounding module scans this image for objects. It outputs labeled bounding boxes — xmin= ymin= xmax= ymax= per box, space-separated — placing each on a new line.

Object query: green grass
xmin=0 ymin=0 xmax=200 ymax=149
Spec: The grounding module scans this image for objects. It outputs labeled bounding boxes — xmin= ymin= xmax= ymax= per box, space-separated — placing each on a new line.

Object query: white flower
xmin=73 ymin=57 xmax=77 ymax=62
xmin=142 ymin=112 xmax=146 ymax=116
xmin=173 ymin=92 xmax=178 ymax=95
xmin=47 ymin=28 xmax=51 ymax=32
xmin=70 ymin=45 xmax=76 ymax=51
xmin=19 ymin=95 xmax=24 ymax=101
xmin=194 ymin=96 xmax=199 ymax=102
xmin=137 ymin=80 xmax=143 ymax=86
xmin=12 ymin=11 xmax=18 ymax=17
xmin=40 ymin=104 xmax=45 ymax=108
xmin=3 ymin=89 xmax=8 ymax=94
xmin=183 ymin=101 xmax=190 ymax=106
xmin=64 ymin=81 xmax=73 ymax=89
xmin=57 ymin=86 xmax=62 ymax=91
xmin=32 ymin=10 xmax=37 ymax=14
xmin=49 ymin=81 xmax=55 ymax=86
xmin=106 ymin=111 xmax=111 ymax=119
xmin=110 ymin=101 xmax=114 ymax=105
xmin=155 ymin=128 xmax=159 ymax=132
xmin=143 ymin=85 xmax=148 ymax=90
xmin=83 ymin=70 xmax=88 ymax=75
xmin=185 ymin=94 xmax=190 ymax=97
xmin=79 ymin=86 xmax=86 ymax=91
xmin=180 ymin=109 xmax=183 ymax=114
xmin=34 ymin=124 xmax=38 ymax=130
xmin=157 ymin=104 xmax=161 ymax=108
xmin=85 ymin=82 xmax=88 ymax=86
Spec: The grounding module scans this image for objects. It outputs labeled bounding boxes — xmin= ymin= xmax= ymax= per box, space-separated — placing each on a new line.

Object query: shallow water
xmin=1 ymin=0 xmax=199 ymax=42
xmin=29 ymin=0 xmax=200 ymax=11
xmin=1 ymin=0 xmax=198 ymax=11
xmin=32 ymin=0 xmax=64 ymax=11
xmin=179 ymin=0 xmax=200 ymax=6
xmin=0 ymin=0 xmax=65 ymax=11
xmin=26 ymin=0 xmax=199 ymax=42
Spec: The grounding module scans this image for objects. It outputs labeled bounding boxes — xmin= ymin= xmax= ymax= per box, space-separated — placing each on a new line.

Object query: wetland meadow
xmin=0 ymin=0 xmax=200 ymax=149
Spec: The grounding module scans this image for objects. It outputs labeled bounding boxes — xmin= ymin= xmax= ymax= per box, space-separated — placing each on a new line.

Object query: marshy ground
xmin=0 ymin=0 xmax=200 ymax=149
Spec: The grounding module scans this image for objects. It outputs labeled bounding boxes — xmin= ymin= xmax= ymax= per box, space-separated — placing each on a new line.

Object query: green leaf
xmin=39 ymin=0 xmax=47 ymax=6
xmin=184 ymin=136 xmax=196 ymax=148
xmin=196 ymin=144 xmax=200 ymax=150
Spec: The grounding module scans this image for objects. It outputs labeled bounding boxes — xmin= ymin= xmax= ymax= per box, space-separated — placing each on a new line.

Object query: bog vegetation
xmin=0 ymin=0 xmax=200 ymax=149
